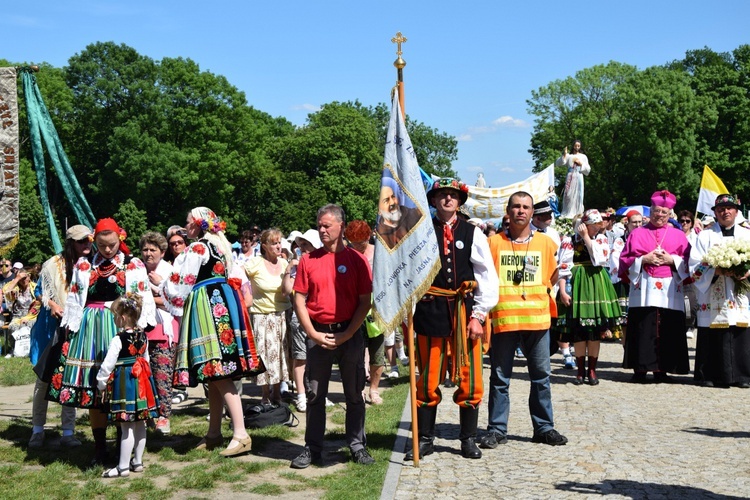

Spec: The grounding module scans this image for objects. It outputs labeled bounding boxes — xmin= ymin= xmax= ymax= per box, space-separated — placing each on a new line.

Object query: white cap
xmin=12 ymin=262 xmax=23 ymax=270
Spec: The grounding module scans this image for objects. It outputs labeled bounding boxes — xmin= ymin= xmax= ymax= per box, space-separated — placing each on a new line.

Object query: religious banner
xmin=463 ymin=165 xmax=554 ymax=219
xmin=0 ymin=67 xmax=19 ymax=253
xmin=372 ymin=89 xmax=441 ymax=333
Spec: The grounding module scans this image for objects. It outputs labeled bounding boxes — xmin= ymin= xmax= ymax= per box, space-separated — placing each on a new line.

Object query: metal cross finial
xmin=391 ymin=32 xmax=407 ymax=56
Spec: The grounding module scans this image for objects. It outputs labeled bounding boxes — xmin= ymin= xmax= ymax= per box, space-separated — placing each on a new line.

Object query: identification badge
xmin=456 ymin=240 xmax=465 ymax=250
xmin=337 ymin=265 xmax=347 ymax=274
xmin=524 ymin=256 xmax=538 ymax=275
xmin=108 ymin=275 xmax=117 ymax=283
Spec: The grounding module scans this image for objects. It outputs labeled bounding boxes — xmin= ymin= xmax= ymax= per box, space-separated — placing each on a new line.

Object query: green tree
xmin=671 ymin=45 xmax=750 ymax=202
xmin=113 ymin=198 xmax=147 ymax=253
xmin=527 ymin=60 xmax=708 ymax=209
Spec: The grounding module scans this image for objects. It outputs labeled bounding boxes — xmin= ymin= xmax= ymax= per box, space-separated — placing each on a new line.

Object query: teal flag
xmin=21 ymin=69 xmax=95 ymax=253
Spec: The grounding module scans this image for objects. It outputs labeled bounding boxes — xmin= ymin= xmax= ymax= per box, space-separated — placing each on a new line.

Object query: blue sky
xmin=5 ymin=1 xmax=750 ymax=189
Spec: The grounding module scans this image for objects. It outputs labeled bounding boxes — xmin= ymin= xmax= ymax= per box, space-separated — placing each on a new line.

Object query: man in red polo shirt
xmin=290 ymin=204 xmax=374 ymax=469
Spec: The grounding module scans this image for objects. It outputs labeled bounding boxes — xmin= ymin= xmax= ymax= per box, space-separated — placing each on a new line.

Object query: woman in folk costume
xmin=689 ymin=194 xmax=750 ymax=388
xmin=555 ymin=139 xmax=591 ymax=219
xmin=48 ymin=218 xmax=155 ymax=465
xmin=161 ymin=207 xmax=260 ymax=457
xmin=619 ymin=190 xmax=691 ymax=383
xmin=557 ymin=209 xmax=622 ymax=385
xmin=28 ymin=224 xmax=92 ymax=450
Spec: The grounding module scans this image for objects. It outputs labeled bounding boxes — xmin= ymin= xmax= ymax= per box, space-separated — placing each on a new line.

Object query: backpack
xmin=244 ymin=402 xmax=299 ymax=429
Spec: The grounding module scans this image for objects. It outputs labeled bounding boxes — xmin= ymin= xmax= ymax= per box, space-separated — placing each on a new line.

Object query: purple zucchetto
xmin=650 ymin=190 xmax=676 ymax=209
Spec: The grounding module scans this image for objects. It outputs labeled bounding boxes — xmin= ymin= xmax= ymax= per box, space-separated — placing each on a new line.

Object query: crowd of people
xmin=7 ymin=172 xmax=750 ymax=472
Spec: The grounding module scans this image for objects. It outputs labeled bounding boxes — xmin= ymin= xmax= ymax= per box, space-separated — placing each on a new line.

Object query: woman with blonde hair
xmin=161 ymin=207 xmax=261 ymax=457
xmin=244 ymin=228 xmax=292 ymax=405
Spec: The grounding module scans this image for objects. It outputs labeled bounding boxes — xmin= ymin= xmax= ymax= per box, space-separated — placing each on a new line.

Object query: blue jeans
xmin=487 ymin=329 xmax=555 ymax=436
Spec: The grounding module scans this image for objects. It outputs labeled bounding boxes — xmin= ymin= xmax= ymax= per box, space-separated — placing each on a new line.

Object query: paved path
xmin=385 ymin=338 xmax=750 ymax=499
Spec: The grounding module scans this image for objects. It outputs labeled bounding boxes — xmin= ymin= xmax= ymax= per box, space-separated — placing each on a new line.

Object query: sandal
xmin=368 ymin=390 xmax=383 ymax=405
xmin=102 ymin=465 xmax=130 ymax=478
xmin=219 ymin=436 xmax=252 ymax=457
xmin=196 ymin=434 xmax=224 ymax=451
xmin=129 ymin=459 xmax=144 ymax=473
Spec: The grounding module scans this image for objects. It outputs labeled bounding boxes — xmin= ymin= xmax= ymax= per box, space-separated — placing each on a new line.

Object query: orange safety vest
xmin=488 ymin=232 xmax=556 ymax=332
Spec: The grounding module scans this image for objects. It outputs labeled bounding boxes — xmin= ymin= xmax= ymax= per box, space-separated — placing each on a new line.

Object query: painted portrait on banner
xmin=376 ymin=166 xmax=423 ymax=250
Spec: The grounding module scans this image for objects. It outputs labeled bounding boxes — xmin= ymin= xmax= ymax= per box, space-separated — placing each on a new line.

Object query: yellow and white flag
xmin=372 ymin=89 xmax=441 ymax=333
xmin=696 ymin=165 xmax=729 ymax=215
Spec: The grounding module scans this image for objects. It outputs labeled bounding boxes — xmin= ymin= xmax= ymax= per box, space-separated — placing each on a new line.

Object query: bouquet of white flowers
xmin=703 ymin=238 xmax=750 ymax=293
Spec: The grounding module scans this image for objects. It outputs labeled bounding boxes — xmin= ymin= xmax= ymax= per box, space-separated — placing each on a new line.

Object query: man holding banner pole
xmin=404 ymin=178 xmax=499 ymax=461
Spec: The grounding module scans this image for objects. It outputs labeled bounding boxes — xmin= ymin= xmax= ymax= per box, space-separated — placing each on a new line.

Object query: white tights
xmin=118 ymin=421 xmax=146 ymax=469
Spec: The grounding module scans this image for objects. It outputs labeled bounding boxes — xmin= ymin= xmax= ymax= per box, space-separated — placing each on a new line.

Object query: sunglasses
xmin=1 ymin=264 xmax=9 ymax=268
xmin=679 ymin=219 xmax=692 ymax=224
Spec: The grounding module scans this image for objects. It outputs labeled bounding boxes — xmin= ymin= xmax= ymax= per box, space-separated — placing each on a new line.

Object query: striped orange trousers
xmin=415 ymin=334 xmax=483 ymax=409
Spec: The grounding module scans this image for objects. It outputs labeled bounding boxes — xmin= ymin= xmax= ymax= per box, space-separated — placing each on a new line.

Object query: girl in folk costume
xmin=47 ymin=218 xmax=155 ymax=465
xmin=161 ymin=207 xmax=260 ymax=457
xmin=557 ymin=209 xmax=623 ymax=385
xmin=97 ymin=293 xmax=159 ymax=478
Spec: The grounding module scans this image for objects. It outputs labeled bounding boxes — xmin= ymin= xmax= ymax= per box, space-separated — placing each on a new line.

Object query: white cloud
xmin=492 ymin=115 xmax=528 ymax=128
xmin=499 ymin=167 xmax=516 ymax=173
xmin=457 ymin=134 xmax=473 ymax=142
xmin=466 ymin=165 xmax=484 ymax=172
xmin=291 ymin=103 xmax=321 ymax=112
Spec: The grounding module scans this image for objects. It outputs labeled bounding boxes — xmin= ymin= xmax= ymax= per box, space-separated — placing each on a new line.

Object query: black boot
xmin=404 ymin=406 xmax=436 ymax=461
xmin=91 ymin=428 xmax=108 ymax=466
xmin=459 ymin=406 xmax=482 ymax=459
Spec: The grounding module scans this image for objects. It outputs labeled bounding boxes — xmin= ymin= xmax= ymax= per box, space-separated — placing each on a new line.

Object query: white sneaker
xmin=295 ymin=395 xmax=307 ymax=413
xmin=399 ymin=355 xmax=409 ymax=366
xmin=388 ymin=367 xmax=400 ymax=379
xmin=325 ymin=398 xmax=334 ymax=407
xmin=686 ymin=328 xmax=696 ymax=339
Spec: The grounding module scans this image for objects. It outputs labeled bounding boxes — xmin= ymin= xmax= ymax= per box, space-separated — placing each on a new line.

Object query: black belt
xmin=311 ymin=319 xmax=351 ymax=333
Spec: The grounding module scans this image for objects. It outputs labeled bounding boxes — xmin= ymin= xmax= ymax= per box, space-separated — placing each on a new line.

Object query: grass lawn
xmin=0 ymin=360 xmax=410 ymax=499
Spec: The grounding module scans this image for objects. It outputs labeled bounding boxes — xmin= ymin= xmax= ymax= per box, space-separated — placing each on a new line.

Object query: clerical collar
xmin=720 ymin=224 xmax=735 ymax=237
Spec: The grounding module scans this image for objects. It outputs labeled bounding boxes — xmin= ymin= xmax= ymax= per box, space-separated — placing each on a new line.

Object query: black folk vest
xmin=413 ymin=217 xmax=477 ymax=337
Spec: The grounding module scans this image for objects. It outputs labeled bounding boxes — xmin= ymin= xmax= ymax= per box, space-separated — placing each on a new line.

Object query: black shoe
xmin=443 ymin=378 xmax=456 ymax=388
xmin=654 ymin=373 xmax=673 ymax=384
xmin=573 ymin=376 xmax=584 ymax=385
xmin=630 ymin=373 xmax=648 ymax=384
xmin=531 ymin=429 xmax=568 ymax=446
xmin=587 ymin=376 xmax=600 ymax=386
xmin=736 ymin=382 xmax=750 ymax=389
xmin=404 ymin=437 xmax=434 ymax=461
xmin=460 ymin=438 xmax=482 ymax=459
xmin=478 ymin=431 xmax=507 ymax=449
xmin=698 ymin=380 xmax=714 ymax=387
xmin=290 ymin=447 xmax=322 ymax=469
xmin=351 ymin=448 xmax=375 ymax=465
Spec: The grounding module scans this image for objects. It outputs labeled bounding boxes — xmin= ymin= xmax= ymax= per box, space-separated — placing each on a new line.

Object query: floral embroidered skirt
xmin=104 ymin=356 xmax=160 ymax=421
xmin=47 ymin=304 xmax=116 ymax=408
xmin=174 ymin=278 xmax=262 ymax=387
xmin=251 ymin=309 xmax=292 ymax=386
xmin=558 ymin=265 xmax=623 ymax=343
